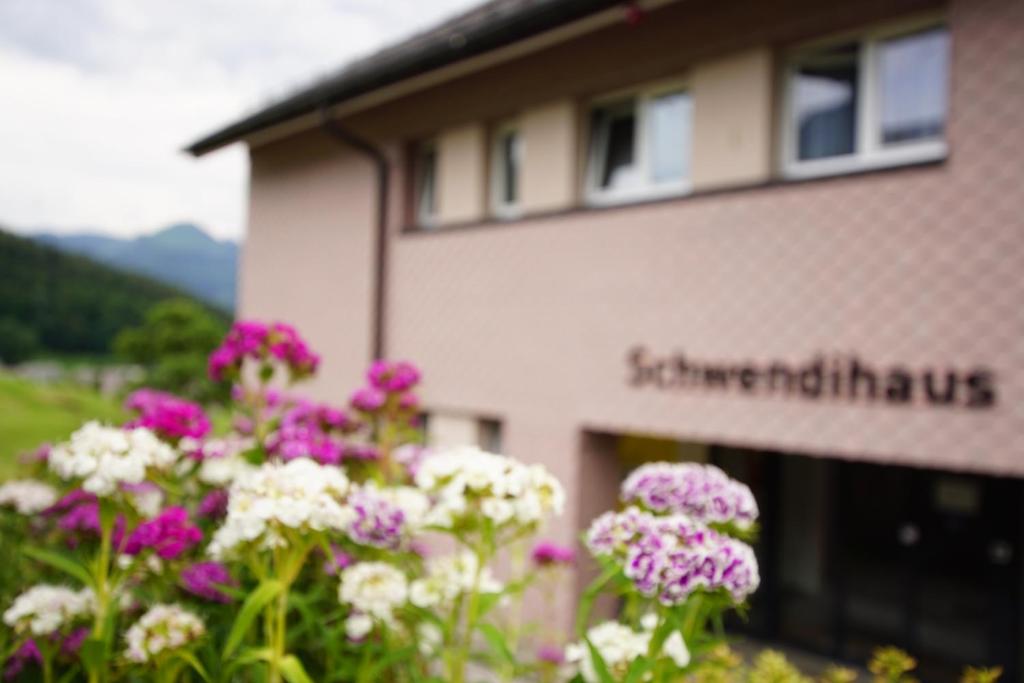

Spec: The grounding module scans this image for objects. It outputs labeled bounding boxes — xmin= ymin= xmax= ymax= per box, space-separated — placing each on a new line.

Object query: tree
xmin=0 ymin=317 xmax=39 ymax=364
xmin=114 ymin=298 xmax=228 ymax=403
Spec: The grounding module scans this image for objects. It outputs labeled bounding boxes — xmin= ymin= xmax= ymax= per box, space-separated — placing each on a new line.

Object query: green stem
xmin=88 ymin=507 xmax=115 ymax=683
xmin=449 ymin=544 xmax=489 ymax=683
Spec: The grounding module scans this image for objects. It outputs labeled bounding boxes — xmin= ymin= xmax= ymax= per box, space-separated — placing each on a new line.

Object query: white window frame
xmin=584 ymin=79 xmax=693 ymax=207
xmin=780 ymin=14 xmax=949 ymax=180
xmin=414 ymin=140 xmax=438 ymax=229
xmin=489 ymin=120 xmax=522 ymax=220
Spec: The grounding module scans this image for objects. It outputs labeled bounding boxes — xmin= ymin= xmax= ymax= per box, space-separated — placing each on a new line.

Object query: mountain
xmin=34 ymin=223 xmax=238 ymax=311
xmin=0 ymin=228 xmax=223 ymax=359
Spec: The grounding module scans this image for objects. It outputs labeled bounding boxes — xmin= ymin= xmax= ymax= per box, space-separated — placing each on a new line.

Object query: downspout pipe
xmin=318 ymin=106 xmax=389 ymax=362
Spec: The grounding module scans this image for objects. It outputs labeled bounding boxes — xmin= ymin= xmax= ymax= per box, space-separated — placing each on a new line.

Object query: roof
xmin=185 ymin=0 xmax=624 ymax=156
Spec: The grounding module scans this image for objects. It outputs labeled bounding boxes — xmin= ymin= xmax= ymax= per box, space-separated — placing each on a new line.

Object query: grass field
xmin=0 ymin=371 xmax=125 ymax=477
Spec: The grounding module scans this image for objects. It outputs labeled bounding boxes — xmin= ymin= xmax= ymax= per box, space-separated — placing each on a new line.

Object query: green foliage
xmin=0 ymin=228 xmax=225 ymax=358
xmin=868 ymin=647 xmax=917 ymax=683
xmin=114 ymin=298 xmax=229 ymax=402
xmin=0 ymin=318 xmax=38 ymax=364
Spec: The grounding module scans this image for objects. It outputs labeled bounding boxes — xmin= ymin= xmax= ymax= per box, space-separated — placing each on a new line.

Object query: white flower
xmin=3 ymin=585 xmax=93 ymax=636
xmin=124 ymin=604 xmax=204 ymax=664
xmin=338 ymin=562 xmax=408 ymax=625
xmin=417 ymin=622 xmax=443 ymax=656
xmin=48 ymin=422 xmax=178 ymax=497
xmin=663 ymin=631 xmax=690 ymax=668
xmin=344 ymin=613 xmax=373 ymax=640
xmin=197 ymin=440 xmax=258 ymax=487
xmin=408 ymin=551 xmax=503 ymax=609
xmin=0 ymin=479 xmax=58 ymax=514
xmin=415 ymin=446 xmax=564 ymax=532
xmin=565 ymin=621 xmax=651 ymax=683
xmin=208 ymin=459 xmax=352 ymax=559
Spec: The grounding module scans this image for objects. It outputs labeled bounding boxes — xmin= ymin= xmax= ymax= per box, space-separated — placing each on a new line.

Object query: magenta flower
xmin=531 ymin=541 xmax=576 ymax=567
xmin=350 ymin=386 xmax=386 ymax=412
xmin=367 ymin=360 xmax=421 ymax=393
xmin=60 ymin=627 xmax=89 ymax=657
xmin=322 ymin=545 xmax=353 ymax=576
xmin=208 ymin=320 xmax=320 ymax=382
xmin=197 ymin=489 xmax=229 ymax=520
xmin=124 ymin=389 xmax=211 ymax=442
xmin=45 ymin=490 xmax=125 ymax=548
xmin=4 ymin=640 xmax=41 ymax=680
xmin=181 ymin=562 xmax=235 ymax=603
xmin=122 ymin=507 xmax=202 ymax=560
xmin=264 ymin=399 xmax=352 ymax=465
xmin=537 ymin=644 xmax=566 ymax=665
xmin=346 ymin=488 xmax=406 ymax=550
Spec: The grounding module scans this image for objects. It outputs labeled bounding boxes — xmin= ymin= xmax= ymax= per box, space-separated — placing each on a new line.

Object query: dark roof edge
xmin=185 ymin=0 xmax=623 ymax=156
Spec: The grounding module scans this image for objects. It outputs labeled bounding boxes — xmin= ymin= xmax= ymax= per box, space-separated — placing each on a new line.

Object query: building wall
xmin=242 ymin=133 xmax=376 ymax=400
xmin=241 ymin=0 xmax=1024 ymax=604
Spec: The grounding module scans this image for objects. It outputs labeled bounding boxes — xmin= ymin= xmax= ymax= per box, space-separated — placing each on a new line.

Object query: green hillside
xmin=0 ymin=371 xmax=124 ymax=476
xmin=0 ymin=227 xmax=227 ymax=361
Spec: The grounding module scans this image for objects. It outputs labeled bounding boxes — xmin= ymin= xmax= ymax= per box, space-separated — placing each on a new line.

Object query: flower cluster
xmin=180 ymin=562 xmax=235 ymax=603
xmin=531 ymin=540 xmax=576 ymax=567
xmin=345 ymin=483 xmax=429 ymax=550
xmin=124 ymin=389 xmax=211 ymax=442
xmin=123 ymin=507 xmax=202 ymax=560
xmin=48 ymin=422 xmax=178 ymax=496
xmin=415 ymin=446 xmax=565 ymax=532
xmin=565 ymin=618 xmax=689 ymax=683
xmin=409 ymin=551 xmax=503 ymax=609
xmin=208 ymin=459 xmax=352 ymax=559
xmin=349 ymin=360 xmax=421 ymax=417
xmin=338 ymin=562 xmax=409 ymax=638
xmin=124 ymin=604 xmax=205 ymax=664
xmin=0 ymin=479 xmax=58 ymax=514
xmin=3 ymin=585 xmax=93 ymax=637
xmin=621 ymin=462 xmax=758 ymax=530
xmin=208 ymin=321 xmax=319 ymax=382
xmin=265 ymin=399 xmax=358 ymax=465
xmin=45 ymin=489 xmax=126 ymax=547
xmin=586 ymin=507 xmax=760 ymax=604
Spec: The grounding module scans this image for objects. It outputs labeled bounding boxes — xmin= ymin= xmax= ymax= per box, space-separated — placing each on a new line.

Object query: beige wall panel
xmin=242 ymin=132 xmax=375 ymax=402
xmin=691 ymin=47 xmax=773 ymax=190
xmin=521 ymin=99 xmax=578 ymax=212
xmin=437 ymin=124 xmax=486 ymax=223
xmin=428 ymin=413 xmax=480 ymax=449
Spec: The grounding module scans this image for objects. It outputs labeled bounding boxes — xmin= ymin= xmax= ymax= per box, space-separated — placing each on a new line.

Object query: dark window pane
xmin=880 ymin=28 xmax=949 ymax=145
xmin=601 ymin=112 xmax=636 ymax=189
xmin=500 ymin=131 xmax=519 ymax=204
xmin=418 ymin=147 xmax=436 ymax=222
xmin=793 ymin=44 xmax=859 ymax=160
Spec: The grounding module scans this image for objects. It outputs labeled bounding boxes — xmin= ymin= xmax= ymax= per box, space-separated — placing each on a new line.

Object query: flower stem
xmin=88 ymin=505 xmax=115 ymax=683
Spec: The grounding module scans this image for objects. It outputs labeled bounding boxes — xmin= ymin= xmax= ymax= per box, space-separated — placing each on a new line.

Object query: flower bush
xmin=0 ymin=318 xmax=987 ymax=683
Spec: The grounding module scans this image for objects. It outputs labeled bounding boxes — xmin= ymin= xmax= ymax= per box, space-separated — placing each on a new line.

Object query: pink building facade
xmin=190 ymin=0 xmax=1024 ymax=677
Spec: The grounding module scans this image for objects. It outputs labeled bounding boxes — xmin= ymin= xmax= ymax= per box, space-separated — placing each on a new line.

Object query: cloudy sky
xmin=0 ymin=0 xmax=479 ymax=240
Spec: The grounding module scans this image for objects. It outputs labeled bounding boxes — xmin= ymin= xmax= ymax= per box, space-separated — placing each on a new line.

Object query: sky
xmin=0 ymin=0 xmax=480 ymax=241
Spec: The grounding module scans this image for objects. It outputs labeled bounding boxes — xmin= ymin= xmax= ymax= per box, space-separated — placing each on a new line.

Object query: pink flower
xmin=197 ymin=490 xmax=229 ymax=520
xmin=4 ymin=640 xmax=40 ymax=680
xmin=322 ymin=545 xmax=353 ymax=576
xmin=350 ymin=387 xmax=386 ymax=412
xmin=123 ymin=507 xmax=202 ymax=560
xmin=208 ymin=320 xmax=319 ymax=383
xmin=367 ymin=360 xmax=421 ymax=393
xmin=537 ymin=644 xmax=565 ymax=665
xmin=45 ymin=490 xmax=125 ymax=548
xmin=181 ymin=562 xmax=235 ymax=603
xmin=124 ymin=389 xmax=211 ymax=442
xmin=531 ymin=541 xmax=576 ymax=567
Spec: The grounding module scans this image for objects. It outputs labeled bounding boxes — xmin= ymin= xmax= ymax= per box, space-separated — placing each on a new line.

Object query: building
xmin=187 ymin=0 xmax=1024 ymax=678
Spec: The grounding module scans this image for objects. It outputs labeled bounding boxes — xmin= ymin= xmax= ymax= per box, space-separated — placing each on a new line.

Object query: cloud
xmin=0 ymin=0 xmax=479 ymax=239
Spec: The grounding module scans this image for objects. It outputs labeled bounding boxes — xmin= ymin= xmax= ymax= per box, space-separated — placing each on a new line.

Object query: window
xmin=414 ymin=141 xmax=438 ymax=228
xmin=783 ymin=19 xmax=949 ymax=178
xmin=490 ymin=122 xmax=522 ymax=218
xmin=586 ymin=84 xmax=693 ymax=205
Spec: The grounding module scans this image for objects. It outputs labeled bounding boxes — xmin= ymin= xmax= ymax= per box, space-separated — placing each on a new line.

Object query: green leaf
xmin=173 ymin=650 xmax=211 ymax=682
xmin=22 ymin=546 xmax=93 ymax=587
xmin=79 ymin=637 xmax=106 ymax=676
xmin=223 ymin=579 xmax=283 ymax=658
xmin=363 ymin=644 xmax=417 ymax=679
xmin=585 ymin=637 xmax=618 ymax=683
xmin=279 ymin=654 xmax=314 ymax=683
xmin=477 ymin=622 xmax=515 ymax=667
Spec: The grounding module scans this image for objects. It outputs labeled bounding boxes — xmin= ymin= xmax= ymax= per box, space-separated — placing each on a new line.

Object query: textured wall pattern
xmin=387 ymin=0 xmax=1024 ymax=484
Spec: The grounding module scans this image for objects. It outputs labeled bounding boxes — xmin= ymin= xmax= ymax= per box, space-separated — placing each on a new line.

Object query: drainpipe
xmin=318 ymin=106 xmax=389 ymax=361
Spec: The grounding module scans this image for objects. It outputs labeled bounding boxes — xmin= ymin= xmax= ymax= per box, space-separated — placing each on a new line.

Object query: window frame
xmin=584 ymin=79 xmax=694 ymax=207
xmin=413 ymin=140 xmax=439 ymax=229
xmin=780 ymin=14 xmax=949 ymax=180
xmin=489 ymin=120 xmax=523 ymax=220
